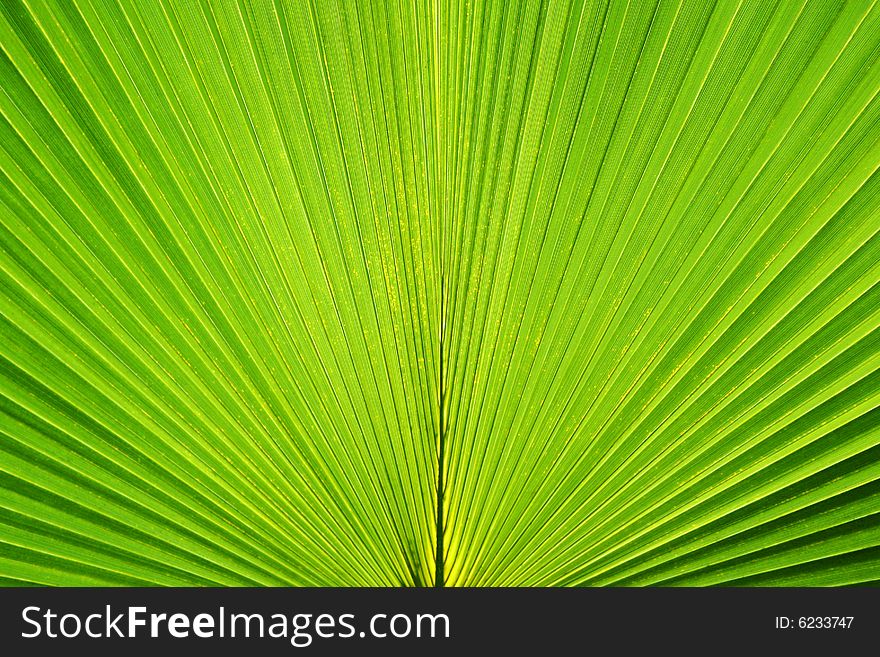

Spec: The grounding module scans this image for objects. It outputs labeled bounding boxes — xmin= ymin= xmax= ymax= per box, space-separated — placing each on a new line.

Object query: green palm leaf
xmin=1 ymin=0 xmax=878 ymax=587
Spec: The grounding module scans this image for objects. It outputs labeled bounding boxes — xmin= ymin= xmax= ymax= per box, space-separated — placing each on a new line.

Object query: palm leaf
xmin=0 ymin=0 xmax=878 ymax=586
